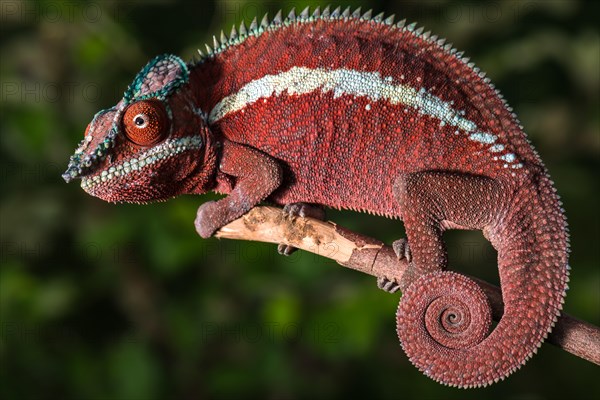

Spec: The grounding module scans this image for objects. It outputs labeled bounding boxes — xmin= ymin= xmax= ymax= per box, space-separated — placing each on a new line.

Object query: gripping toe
xmin=377 ymin=276 xmax=401 ymax=293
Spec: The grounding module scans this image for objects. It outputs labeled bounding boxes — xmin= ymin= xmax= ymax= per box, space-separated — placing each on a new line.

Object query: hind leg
xmin=390 ymin=171 xmax=499 ymax=292
xmin=392 ymin=172 xmax=449 ymax=291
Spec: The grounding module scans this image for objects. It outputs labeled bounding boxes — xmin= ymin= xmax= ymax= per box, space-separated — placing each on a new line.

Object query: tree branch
xmin=215 ymin=206 xmax=600 ymax=365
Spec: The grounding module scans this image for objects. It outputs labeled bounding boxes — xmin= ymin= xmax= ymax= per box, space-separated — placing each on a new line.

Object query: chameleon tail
xmin=396 ymin=175 xmax=569 ymax=387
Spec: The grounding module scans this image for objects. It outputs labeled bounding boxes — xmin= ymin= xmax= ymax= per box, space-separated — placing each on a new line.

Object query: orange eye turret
xmin=122 ymin=100 xmax=169 ymax=146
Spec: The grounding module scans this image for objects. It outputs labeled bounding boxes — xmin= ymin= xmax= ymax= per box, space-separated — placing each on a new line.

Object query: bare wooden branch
xmin=215 ymin=206 xmax=600 ymax=365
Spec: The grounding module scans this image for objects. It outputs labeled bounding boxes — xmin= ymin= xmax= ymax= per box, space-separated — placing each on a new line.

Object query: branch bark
xmin=215 ymin=206 xmax=600 ymax=365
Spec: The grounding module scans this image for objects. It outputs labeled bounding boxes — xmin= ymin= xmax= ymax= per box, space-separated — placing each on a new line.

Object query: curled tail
xmin=396 ymin=174 xmax=569 ymax=387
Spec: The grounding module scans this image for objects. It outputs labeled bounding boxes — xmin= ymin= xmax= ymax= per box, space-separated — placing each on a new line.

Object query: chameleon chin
xmin=64 ymin=6 xmax=569 ymax=388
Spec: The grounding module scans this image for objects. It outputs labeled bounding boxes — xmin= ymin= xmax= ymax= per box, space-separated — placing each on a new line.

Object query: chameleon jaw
xmin=80 ymin=135 xmax=204 ymax=191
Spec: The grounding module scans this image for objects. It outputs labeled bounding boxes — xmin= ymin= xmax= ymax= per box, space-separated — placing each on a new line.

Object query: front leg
xmin=195 ymin=140 xmax=282 ymax=238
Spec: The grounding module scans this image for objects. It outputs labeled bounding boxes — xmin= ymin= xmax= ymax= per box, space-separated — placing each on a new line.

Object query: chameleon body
xmin=63 ymin=7 xmax=569 ymax=388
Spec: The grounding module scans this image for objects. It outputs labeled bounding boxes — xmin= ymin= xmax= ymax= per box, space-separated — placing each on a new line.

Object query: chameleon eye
xmin=122 ymin=100 xmax=169 ymax=146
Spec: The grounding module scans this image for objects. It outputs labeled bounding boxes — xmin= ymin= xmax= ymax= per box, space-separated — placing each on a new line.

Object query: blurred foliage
xmin=1 ymin=0 xmax=599 ymax=399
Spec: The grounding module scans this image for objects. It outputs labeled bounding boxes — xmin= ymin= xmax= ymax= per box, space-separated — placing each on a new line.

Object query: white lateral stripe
xmin=208 ymin=66 xmax=518 ymax=165
xmin=469 ymin=132 xmax=497 ymax=144
xmin=209 ymin=67 xmax=476 ymax=130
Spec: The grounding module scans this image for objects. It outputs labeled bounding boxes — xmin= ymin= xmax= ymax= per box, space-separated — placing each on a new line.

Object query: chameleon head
xmin=63 ymin=55 xmax=217 ymax=203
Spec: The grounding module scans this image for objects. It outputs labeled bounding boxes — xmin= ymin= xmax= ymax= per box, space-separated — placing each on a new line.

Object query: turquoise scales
xmin=63 ymin=6 xmax=570 ymax=388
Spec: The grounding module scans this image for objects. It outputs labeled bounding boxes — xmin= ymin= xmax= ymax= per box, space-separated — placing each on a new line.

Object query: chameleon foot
xmin=277 ymin=203 xmax=325 ymax=256
xmin=392 ymin=238 xmax=412 ymax=262
xmin=375 ymin=239 xmax=413 ymax=292
xmin=392 ymin=238 xmax=431 ymax=292
xmin=377 ymin=276 xmax=401 ymax=293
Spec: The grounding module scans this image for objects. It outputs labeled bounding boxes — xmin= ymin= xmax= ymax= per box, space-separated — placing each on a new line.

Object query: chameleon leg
xmin=195 ymin=140 xmax=282 ymax=238
xmin=391 ymin=171 xmax=499 ymax=291
xmin=277 ymin=203 xmax=326 ymax=256
xmin=393 ymin=172 xmax=449 ymax=292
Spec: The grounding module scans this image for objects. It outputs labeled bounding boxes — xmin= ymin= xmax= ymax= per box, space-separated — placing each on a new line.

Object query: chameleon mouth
xmin=80 ymin=136 xmax=204 ymax=190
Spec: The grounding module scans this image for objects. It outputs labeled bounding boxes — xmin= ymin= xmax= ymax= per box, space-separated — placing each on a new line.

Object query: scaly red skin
xmin=63 ymin=9 xmax=569 ymax=388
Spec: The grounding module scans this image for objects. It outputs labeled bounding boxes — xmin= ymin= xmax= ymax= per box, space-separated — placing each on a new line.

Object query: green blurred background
xmin=1 ymin=0 xmax=598 ymax=398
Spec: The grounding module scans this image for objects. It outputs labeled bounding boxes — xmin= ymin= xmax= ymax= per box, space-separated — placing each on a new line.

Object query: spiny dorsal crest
xmin=190 ymin=5 xmax=521 ymax=136
xmin=196 ymin=5 xmax=455 ymax=60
